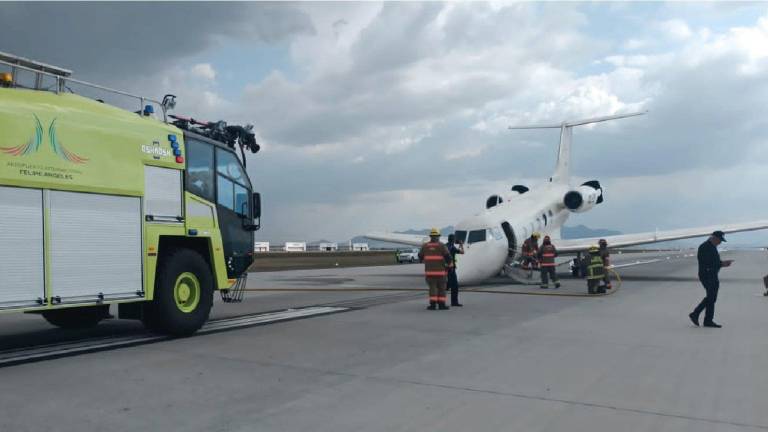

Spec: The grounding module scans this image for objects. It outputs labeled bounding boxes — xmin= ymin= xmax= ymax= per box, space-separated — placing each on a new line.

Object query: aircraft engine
xmin=486 ymin=194 xmax=504 ymax=209
xmin=563 ymin=181 xmax=603 ymax=213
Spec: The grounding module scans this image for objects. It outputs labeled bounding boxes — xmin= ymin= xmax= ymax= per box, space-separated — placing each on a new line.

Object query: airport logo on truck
xmin=0 ymin=115 xmax=88 ymax=164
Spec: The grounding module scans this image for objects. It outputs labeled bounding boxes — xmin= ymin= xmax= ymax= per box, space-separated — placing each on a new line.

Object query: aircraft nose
xmin=456 ymin=241 xmax=506 ymax=285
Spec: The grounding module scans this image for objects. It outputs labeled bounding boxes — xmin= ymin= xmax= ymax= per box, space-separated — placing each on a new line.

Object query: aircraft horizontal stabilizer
xmin=555 ymin=219 xmax=768 ymax=253
xmin=508 ymin=111 xmax=647 ymax=130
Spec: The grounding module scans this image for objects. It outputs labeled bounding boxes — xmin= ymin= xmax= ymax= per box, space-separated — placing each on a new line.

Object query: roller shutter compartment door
xmin=0 ymin=186 xmax=44 ymax=308
xmin=49 ymin=191 xmax=143 ymax=302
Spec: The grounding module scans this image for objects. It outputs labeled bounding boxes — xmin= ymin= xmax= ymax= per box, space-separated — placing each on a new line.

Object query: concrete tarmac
xmin=1 ymin=249 xmax=767 ymax=431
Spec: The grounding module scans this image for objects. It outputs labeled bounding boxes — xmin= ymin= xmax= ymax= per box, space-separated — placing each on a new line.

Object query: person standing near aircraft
xmin=521 ymin=232 xmax=541 ymax=275
xmin=419 ymin=228 xmax=453 ymax=310
xmin=599 ymin=239 xmax=612 ymax=289
xmin=689 ymin=231 xmax=733 ymax=328
xmin=586 ymin=245 xmax=606 ymax=294
xmin=538 ymin=235 xmax=560 ymax=289
xmin=446 ymin=233 xmax=465 ymax=307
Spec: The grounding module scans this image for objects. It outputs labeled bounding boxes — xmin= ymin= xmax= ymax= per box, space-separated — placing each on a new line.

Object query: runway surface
xmin=1 ymin=249 xmax=767 ymax=431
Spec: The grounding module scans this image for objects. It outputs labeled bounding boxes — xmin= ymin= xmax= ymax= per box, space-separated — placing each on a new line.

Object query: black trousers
xmin=447 ymin=269 xmax=459 ymax=305
xmin=693 ymin=277 xmax=719 ymax=324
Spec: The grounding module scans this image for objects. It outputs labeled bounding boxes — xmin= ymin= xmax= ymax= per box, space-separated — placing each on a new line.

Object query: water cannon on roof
xmin=169 ymin=114 xmax=260 ymax=166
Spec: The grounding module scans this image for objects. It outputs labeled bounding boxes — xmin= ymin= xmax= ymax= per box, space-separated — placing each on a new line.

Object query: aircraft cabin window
xmin=454 ymin=230 xmax=467 ymax=244
xmin=543 ymin=213 xmax=548 ymax=226
xmin=467 ymin=229 xmax=487 ymax=244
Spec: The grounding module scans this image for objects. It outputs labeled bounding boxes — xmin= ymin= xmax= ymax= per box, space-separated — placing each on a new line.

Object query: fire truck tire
xmin=143 ymin=249 xmax=213 ymax=336
xmin=42 ymin=305 xmax=110 ymax=329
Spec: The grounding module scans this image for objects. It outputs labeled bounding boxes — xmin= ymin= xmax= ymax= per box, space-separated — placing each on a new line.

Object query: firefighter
xmin=521 ymin=232 xmax=541 ymax=275
xmin=418 ymin=228 xmax=453 ymax=310
xmin=586 ymin=245 xmax=606 ymax=294
xmin=538 ymin=235 xmax=560 ymax=289
xmin=446 ymin=233 xmax=465 ymax=307
xmin=598 ymin=238 xmax=612 ymax=289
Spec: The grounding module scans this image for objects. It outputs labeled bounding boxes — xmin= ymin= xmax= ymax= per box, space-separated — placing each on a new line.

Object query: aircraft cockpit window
xmin=467 ymin=229 xmax=487 ymax=244
xmin=455 ymin=230 xmax=467 ymax=243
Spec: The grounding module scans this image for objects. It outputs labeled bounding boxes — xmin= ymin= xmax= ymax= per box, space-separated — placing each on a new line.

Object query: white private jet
xmin=367 ymin=112 xmax=768 ymax=284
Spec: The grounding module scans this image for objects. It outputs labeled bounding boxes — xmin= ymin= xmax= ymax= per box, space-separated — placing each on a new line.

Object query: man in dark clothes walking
xmin=689 ymin=231 xmax=733 ymax=328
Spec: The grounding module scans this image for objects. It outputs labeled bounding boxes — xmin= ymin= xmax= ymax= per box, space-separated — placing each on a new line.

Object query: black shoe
xmin=451 ymin=303 xmax=463 ymax=307
xmin=688 ymin=312 xmax=699 ymax=327
xmin=438 ymin=303 xmax=450 ymax=310
xmin=703 ymin=322 xmax=722 ymax=328
xmin=426 ymin=304 xmax=436 ymax=310
xmin=554 ymin=284 xmax=561 ymax=289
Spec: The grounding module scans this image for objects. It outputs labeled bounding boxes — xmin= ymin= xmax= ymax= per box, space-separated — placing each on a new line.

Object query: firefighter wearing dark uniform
xmin=538 ymin=235 xmax=560 ymax=289
xmin=419 ymin=228 xmax=453 ymax=310
xmin=521 ymin=232 xmax=541 ymax=273
xmin=446 ymin=234 xmax=465 ymax=307
xmin=586 ymin=245 xmax=606 ymax=294
xmin=598 ymin=238 xmax=612 ymax=289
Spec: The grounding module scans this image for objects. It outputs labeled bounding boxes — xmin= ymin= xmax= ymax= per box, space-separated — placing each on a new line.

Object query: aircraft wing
xmin=364 ymin=232 xmax=446 ymax=247
xmin=555 ymin=220 xmax=768 ymax=253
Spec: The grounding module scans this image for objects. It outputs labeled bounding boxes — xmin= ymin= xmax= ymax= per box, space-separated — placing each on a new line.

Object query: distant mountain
xmin=395 ymin=226 xmax=455 ymax=236
xmin=561 ymin=225 xmax=622 ymax=239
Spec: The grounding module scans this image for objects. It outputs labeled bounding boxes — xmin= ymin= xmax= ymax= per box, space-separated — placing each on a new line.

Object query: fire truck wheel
xmin=42 ymin=305 xmax=110 ymax=329
xmin=144 ymin=249 xmax=213 ymax=336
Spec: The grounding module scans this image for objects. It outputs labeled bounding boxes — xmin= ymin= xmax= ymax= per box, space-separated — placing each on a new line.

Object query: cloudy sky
xmin=3 ymin=2 xmax=768 ymax=244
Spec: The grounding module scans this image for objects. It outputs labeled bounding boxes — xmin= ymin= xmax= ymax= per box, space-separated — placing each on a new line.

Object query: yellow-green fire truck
xmin=0 ymin=52 xmax=261 ymax=336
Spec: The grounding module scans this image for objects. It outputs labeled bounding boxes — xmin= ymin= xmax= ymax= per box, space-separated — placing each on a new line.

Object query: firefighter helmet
xmin=589 ymin=245 xmax=599 ymax=253
xmin=532 ymin=232 xmax=541 ymax=239
xmin=430 ymin=228 xmax=441 ymax=237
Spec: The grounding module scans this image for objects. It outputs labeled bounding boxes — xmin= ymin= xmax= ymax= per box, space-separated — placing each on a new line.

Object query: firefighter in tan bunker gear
xmin=419 ymin=228 xmax=453 ymax=310
xmin=521 ymin=232 xmax=541 ymax=273
xmin=537 ymin=235 xmax=560 ymax=289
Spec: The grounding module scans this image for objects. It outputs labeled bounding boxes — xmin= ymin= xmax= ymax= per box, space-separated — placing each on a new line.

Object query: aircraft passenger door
xmin=501 ymin=222 xmax=516 ymax=257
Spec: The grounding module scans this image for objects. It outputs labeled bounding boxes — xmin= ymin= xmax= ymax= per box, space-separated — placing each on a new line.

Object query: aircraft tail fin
xmin=508 ymin=111 xmax=647 ymax=183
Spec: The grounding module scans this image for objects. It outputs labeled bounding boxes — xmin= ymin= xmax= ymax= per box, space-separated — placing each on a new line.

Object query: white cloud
xmin=190 ymin=63 xmax=216 ymax=81
xmin=659 ymin=19 xmax=693 ymax=40
xmin=623 ymin=38 xmax=647 ymax=51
